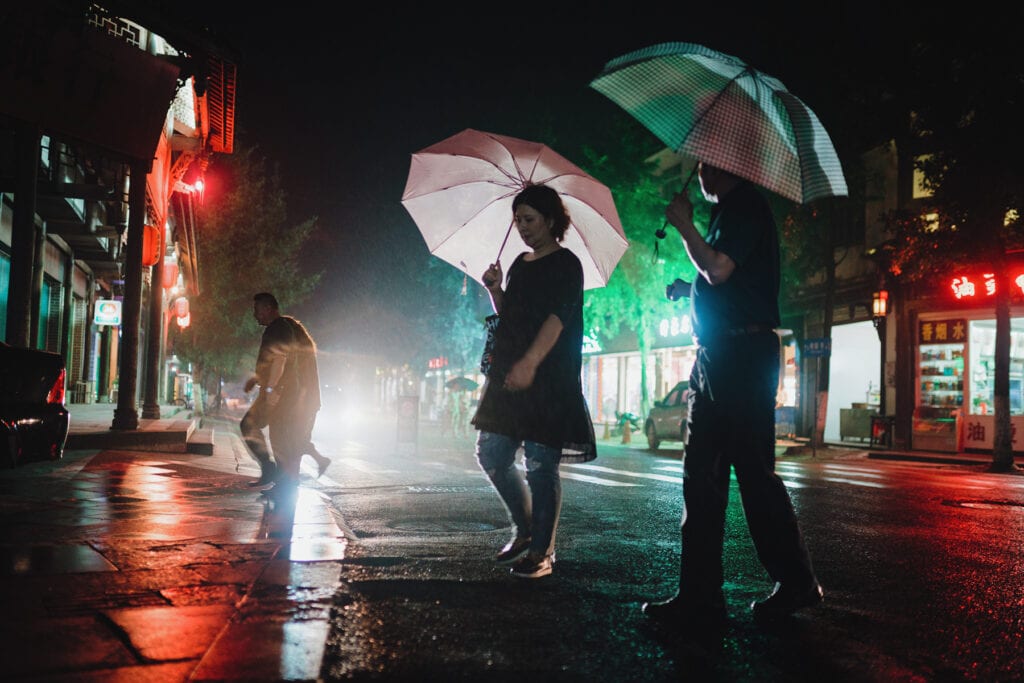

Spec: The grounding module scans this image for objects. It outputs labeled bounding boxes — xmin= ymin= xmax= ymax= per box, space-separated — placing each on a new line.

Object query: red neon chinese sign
xmin=949 ymin=272 xmax=1024 ymax=300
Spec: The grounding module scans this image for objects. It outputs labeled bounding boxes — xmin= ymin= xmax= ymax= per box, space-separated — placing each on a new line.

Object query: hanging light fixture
xmin=872 ymin=290 xmax=889 ymax=343
xmin=174 ymin=296 xmax=189 ymax=319
xmin=162 ymin=257 xmax=180 ymax=289
xmin=872 ymin=290 xmax=889 ymax=318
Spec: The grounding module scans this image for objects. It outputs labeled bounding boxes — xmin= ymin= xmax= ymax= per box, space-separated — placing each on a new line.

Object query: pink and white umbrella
xmin=401 ymin=128 xmax=628 ymax=290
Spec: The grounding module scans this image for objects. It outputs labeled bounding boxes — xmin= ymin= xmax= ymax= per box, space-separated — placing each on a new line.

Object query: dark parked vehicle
xmin=644 ymin=380 xmax=690 ymax=450
xmin=0 ymin=343 xmax=69 ymax=467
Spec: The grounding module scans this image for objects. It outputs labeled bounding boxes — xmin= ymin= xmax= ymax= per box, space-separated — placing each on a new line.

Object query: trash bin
xmin=869 ymin=415 xmax=895 ymax=449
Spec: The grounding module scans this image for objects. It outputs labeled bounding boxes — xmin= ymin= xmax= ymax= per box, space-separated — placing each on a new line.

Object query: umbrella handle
xmin=483 ymin=218 xmax=516 ymax=287
xmin=655 ymin=165 xmax=697 ymax=241
xmin=495 ymin=218 xmax=515 ymax=262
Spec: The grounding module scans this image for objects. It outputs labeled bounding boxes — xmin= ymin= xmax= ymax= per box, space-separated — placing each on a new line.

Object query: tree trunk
xmin=990 ymin=268 xmax=1015 ymax=472
xmin=637 ymin=312 xmax=653 ymax=418
xmin=814 ymin=250 xmax=838 ymax=449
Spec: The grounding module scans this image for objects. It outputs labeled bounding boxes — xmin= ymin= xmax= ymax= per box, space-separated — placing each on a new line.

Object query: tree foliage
xmin=410 ymin=259 xmax=491 ymax=376
xmin=579 ymin=119 xmax=700 ymax=414
xmin=170 ymin=145 xmax=322 ymax=398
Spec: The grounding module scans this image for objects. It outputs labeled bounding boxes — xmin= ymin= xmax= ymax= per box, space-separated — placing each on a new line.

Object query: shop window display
xmin=914 ymin=318 xmax=967 ymax=452
xmin=968 ymin=319 xmax=1024 ymax=416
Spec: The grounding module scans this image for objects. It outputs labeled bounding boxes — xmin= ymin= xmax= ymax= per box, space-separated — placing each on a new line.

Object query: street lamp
xmin=872 ymin=289 xmax=889 ymax=418
xmin=872 ymin=290 xmax=888 ymax=318
xmin=872 ymin=290 xmax=889 ymax=339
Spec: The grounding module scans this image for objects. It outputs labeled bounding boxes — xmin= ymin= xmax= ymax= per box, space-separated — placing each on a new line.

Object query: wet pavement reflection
xmin=257 ymin=487 xmax=349 ymax=562
xmin=0 ymin=428 xmax=348 ymax=681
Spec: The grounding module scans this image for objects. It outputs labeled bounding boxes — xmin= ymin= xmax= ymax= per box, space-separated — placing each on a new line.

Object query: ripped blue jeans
xmin=476 ymin=431 xmax=561 ymax=559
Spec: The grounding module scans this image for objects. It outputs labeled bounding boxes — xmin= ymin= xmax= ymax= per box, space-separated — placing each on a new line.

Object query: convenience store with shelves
xmin=914 ymin=313 xmax=1024 ymax=452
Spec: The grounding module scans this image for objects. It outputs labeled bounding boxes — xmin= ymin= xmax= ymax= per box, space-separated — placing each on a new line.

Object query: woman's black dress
xmin=471 ymin=248 xmax=596 ymax=463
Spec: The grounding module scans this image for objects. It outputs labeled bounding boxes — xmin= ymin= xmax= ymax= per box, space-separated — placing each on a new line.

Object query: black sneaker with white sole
xmin=495 ymin=537 xmax=531 ymax=565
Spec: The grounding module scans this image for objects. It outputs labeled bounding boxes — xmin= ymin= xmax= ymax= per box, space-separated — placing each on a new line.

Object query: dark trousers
xmin=679 ymin=331 xmax=816 ymax=601
xmin=242 ymin=392 xmax=318 ymax=480
xmin=240 ymin=395 xmax=274 ymax=471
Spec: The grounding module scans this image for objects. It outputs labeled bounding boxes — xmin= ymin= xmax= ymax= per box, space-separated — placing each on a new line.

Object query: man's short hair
xmin=253 ymin=292 xmax=279 ymax=309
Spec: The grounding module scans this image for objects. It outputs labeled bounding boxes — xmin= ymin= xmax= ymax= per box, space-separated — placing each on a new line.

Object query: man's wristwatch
xmin=265 ymin=386 xmax=274 ymax=393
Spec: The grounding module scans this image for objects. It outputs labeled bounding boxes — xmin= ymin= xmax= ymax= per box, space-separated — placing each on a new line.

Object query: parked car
xmin=0 ymin=342 xmax=69 ymax=468
xmin=645 ymin=380 xmax=690 ymax=450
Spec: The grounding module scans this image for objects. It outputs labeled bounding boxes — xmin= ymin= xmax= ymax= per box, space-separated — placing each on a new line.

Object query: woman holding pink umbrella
xmin=471 ymin=184 xmax=597 ymax=579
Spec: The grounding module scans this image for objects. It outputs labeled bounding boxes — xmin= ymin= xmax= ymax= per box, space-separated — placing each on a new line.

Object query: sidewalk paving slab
xmin=0 ymin=402 xmax=347 ymax=682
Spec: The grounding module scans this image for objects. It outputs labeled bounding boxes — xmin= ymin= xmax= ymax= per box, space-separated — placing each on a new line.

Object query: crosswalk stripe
xmin=335 ymin=457 xmax=399 ymax=474
xmin=512 ymin=462 xmax=639 ymax=487
xmin=560 ymin=471 xmax=640 ymax=486
xmin=565 ymin=463 xmax=682 ymax=484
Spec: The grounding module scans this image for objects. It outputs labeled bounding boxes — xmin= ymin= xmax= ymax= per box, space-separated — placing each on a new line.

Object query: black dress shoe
xmin=750 ymin=581 xmax=823 ymax=617
xmin=247 ymin=463 xmax=278 ymax=488
xmin=642 ymin=594 xmax=727 ymax=627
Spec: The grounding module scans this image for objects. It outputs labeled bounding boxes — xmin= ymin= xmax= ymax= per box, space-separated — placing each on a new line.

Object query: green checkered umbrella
xmin=590 ymin=42 xmax=848 ymax=204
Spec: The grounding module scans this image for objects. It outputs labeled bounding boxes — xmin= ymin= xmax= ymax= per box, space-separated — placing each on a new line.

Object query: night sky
xmin=199 ymin=3 xmax=994 ymax=356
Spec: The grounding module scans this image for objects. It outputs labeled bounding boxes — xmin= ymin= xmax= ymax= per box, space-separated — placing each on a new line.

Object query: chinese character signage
xmin=962 ymin=415 xmax=1019 ymax=450
xmin=803 ymin=337 xmax=831 ymax=357
xmin=93 ymin=299 xmax=122 ymax=326
xmin=657 ymin=315 xmax=692 ymax=339
xmin=919 ymin=319 xmax=966 ymax=344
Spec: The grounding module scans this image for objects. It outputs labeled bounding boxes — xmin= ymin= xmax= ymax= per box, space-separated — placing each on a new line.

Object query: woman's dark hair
xmin=512 ymin=184 xmax=571 ymax=242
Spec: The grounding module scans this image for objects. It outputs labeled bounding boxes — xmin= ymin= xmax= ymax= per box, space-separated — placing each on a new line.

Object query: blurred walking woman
xmin=472 ymin=183 xmax=597 ymax=579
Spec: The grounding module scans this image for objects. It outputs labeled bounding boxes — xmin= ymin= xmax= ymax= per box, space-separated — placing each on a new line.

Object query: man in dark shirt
xmin=642 ymin=163 xmax=822 ymax=627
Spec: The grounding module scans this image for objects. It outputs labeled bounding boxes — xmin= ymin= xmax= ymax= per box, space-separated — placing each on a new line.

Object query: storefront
xmin=582 ymin=311 xmax=799 ymax=433
xmin=902 ymin=266 xmax=1024 ymax=452
xmin=913 ymin=313 xmax=1024 ymax=452
xmin=823 ymin=321 xmax=882 ymax=444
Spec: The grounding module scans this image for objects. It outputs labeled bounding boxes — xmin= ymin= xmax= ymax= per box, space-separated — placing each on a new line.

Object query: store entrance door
xmin=824 ymin=321 xmax=881 ymax=444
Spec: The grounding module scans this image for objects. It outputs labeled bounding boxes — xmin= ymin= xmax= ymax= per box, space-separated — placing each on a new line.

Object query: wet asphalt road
xmin=309 ymin=414 xmax=1024 ymax=682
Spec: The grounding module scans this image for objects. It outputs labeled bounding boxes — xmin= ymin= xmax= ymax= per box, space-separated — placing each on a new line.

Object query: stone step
xmin=187 ymin=427 xmax=215 ymax=455
xmin=65 ymin=417 xmax=196 ymax=453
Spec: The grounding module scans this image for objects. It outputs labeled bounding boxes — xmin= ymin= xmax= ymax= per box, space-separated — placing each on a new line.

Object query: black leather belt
xmin=722 ymin=323 xmax=775 ymax=337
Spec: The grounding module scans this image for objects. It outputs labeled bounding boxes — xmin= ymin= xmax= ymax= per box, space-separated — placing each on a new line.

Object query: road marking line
xmin=819 ymin=464 xmax=886 ymax=478
xmin=564 ymin=463 xmax=682 ymax=484
xmin=334 ymin=457 xmax=399 ymax=474
xmin=560 ymin=471 xmax=640 ymax=486
xmin=821 ymin=476 xmax=888 ymax=488
xmin=510 ymin=462 xmax=640 ymax=486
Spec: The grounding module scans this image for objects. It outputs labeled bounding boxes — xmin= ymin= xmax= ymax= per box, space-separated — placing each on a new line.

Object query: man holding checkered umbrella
xmin=591 ymin=42 xmax=849 ymax=625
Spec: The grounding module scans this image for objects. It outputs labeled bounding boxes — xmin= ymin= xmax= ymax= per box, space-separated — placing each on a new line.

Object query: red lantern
xmin=162 ymin=259 xmax=180 ymax=289
xmin=174 ymin=296 xmax=189 ymax=318
xmin=142 ymin=224 xmax=161 ymax=267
